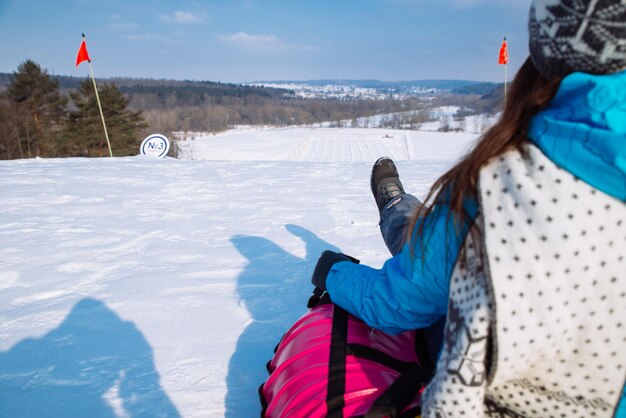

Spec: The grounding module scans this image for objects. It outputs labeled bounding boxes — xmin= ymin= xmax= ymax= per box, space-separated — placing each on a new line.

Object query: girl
xmin=312 ymin=0 xmax=626 ymax=416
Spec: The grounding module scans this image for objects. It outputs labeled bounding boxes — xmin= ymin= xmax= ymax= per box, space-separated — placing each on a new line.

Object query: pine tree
xmin=67 ymin=80 xmax=148 ymax=157
xmin=5 ymin=60 xmax=68 ymax=158
xmin=0 ymin=96 xmax=22 ymax=159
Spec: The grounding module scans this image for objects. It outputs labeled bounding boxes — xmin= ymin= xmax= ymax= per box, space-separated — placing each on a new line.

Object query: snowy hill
xmin=0 ymin=127 xmax=477 ymax=417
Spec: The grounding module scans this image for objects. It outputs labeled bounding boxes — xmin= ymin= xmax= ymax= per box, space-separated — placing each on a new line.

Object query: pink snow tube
xmin=260 ymin=295 xmax=429 ymax=418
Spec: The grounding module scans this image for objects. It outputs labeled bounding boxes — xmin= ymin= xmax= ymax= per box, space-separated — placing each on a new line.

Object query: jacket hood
xmin=528 ymin=69 xmax=626 ymax=201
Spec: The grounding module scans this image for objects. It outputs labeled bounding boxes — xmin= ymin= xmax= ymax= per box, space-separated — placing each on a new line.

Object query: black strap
xmin=307 ymin=287 xmax=332 ymax=308
xmin=363 ymin=363 xmax=429 ymax=418
xmin=326 ymin=305 xmax=349 ymax=418
xmin=413 ymin=327 xmax=432 ymax=372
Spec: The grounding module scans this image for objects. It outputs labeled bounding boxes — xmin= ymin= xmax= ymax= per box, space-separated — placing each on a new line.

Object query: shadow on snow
xmin=0 ymin=297 xmax=179 ymax=418
xmin=225 ymin=224 xmax=340 ymax=417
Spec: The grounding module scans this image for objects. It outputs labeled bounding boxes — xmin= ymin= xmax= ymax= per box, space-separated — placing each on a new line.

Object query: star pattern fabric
xmin=422 ymin=144 xmax=626 ymax=417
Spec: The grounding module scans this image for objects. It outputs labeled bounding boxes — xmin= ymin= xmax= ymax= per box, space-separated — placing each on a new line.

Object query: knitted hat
xmin=529 ymin=0 xmax=626 ymax=78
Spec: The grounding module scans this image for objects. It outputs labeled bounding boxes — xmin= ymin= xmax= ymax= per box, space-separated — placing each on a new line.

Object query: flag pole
xmin=504 ymin=60 xmax=507 ymax=108
xmin=82 ymin=34 xmax=113 ymax=158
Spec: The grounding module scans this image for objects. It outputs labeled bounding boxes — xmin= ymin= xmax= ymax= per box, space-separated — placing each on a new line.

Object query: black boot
xmin=370 ymin=157 xmax=405 ymax=213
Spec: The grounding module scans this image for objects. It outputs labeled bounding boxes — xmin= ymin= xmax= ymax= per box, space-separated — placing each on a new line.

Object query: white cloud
xmin=215 ymin=32 xmax=317 ymax=53
xmin=159 ymin=11 xmax=203 ymax=24
xmin=216 ymin=32 xmax=285 ymax=50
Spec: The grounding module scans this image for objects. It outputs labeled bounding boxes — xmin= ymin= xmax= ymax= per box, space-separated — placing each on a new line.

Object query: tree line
xmin=139 ymin=96 xmax=426 ymax=134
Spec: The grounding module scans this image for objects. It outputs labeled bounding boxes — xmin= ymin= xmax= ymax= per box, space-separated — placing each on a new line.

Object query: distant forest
xmin=0 ymin=72 xmax=503 ymax=133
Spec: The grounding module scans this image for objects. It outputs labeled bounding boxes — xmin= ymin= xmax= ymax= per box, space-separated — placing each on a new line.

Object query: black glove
xmin=311 ymin=250 xmax=359 ymax=291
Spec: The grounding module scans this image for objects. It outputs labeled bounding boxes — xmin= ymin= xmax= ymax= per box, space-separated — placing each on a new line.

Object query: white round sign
xmin=140 ymin=134 xmax=170 ymax=158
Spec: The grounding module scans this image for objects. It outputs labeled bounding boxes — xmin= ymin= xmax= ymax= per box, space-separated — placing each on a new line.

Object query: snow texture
xmin=0 ymin=126 xmax=477 ymax=417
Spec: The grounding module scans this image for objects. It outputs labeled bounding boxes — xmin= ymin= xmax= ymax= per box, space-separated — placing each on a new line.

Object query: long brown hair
xmin=409 ymin=57 xmax=563 ymax=246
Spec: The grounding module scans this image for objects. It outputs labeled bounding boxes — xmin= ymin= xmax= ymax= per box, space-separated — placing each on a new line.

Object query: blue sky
xmin=0 ymin=0 xmax=531 ymax=83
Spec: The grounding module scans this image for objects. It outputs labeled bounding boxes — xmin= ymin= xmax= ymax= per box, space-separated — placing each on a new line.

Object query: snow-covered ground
xmin=0 ymin=127 xmax=478 ymax=417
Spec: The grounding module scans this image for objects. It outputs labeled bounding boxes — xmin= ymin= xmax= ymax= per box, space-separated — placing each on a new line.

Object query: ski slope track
xmin=0 ymin=127 xmax=476 ymax=417
xmin=179 ymin=127 xmax=477 ymax=163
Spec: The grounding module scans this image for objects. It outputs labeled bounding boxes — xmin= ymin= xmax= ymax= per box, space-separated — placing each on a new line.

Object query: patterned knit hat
xmin=529 ymin=0 xmax=626 ymax=78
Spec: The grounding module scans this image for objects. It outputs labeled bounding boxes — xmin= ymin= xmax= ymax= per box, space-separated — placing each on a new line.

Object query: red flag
xmin=498 ymin=37 xmax=508 ymax=65
xmin=75 ymin=38 xmax=91 ymax=68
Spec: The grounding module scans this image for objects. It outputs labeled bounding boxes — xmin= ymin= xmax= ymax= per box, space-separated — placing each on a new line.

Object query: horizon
xmin=0 ymin=0 xmax=530 ymax=84
xmin=0 ymin=69 xmax=502 ymax=86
